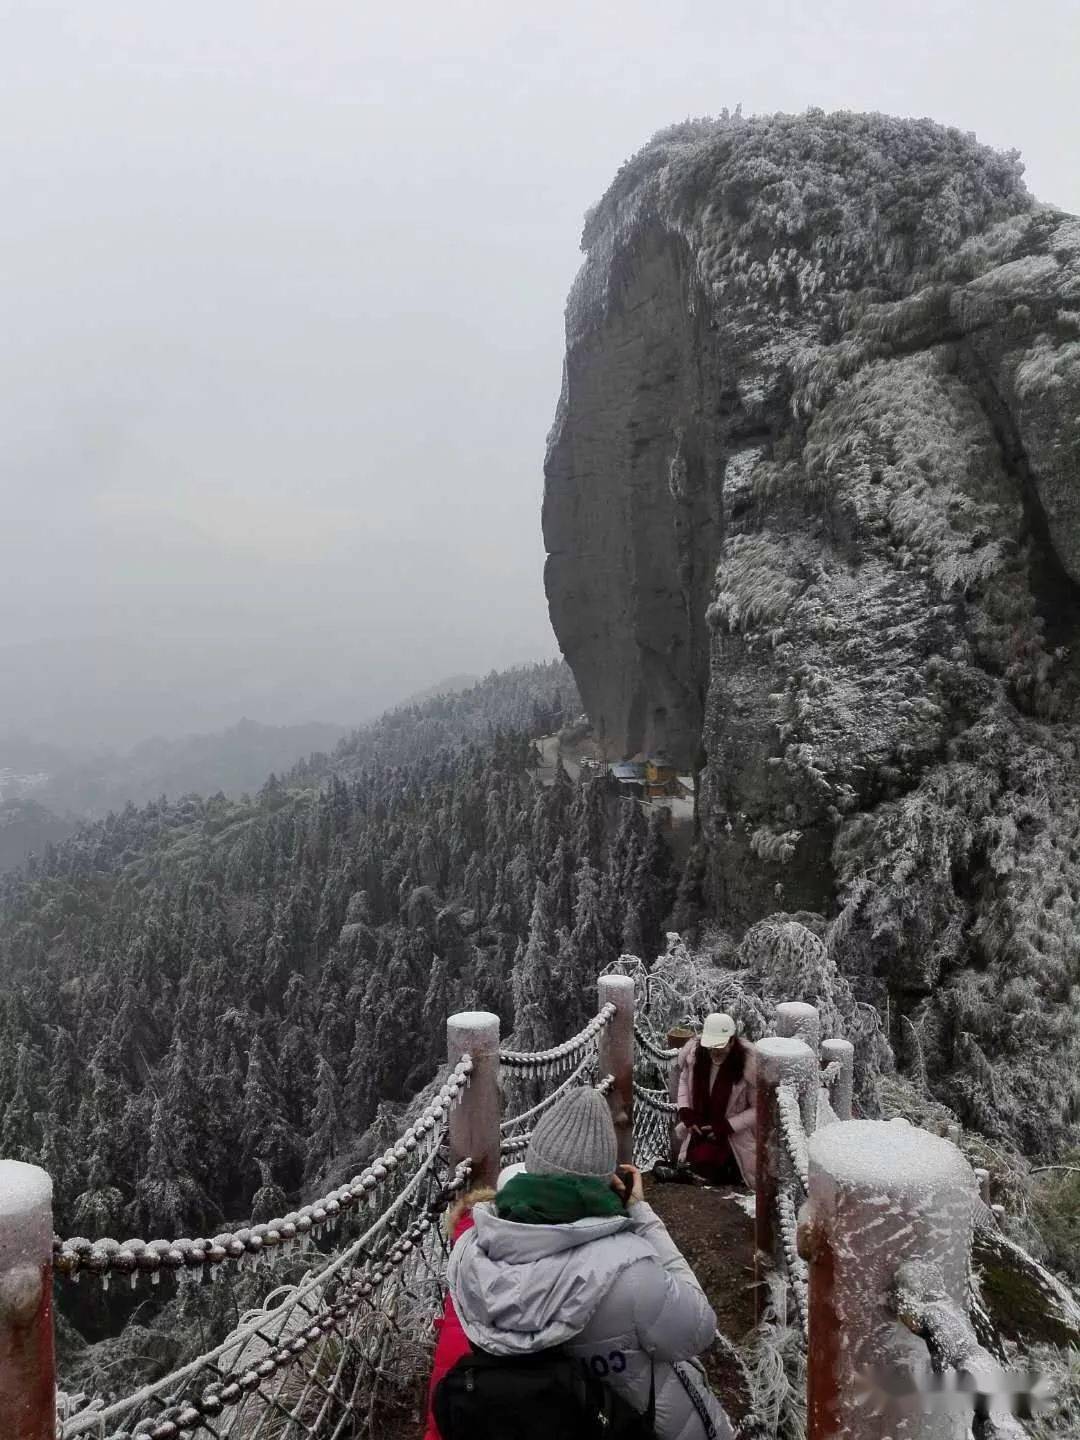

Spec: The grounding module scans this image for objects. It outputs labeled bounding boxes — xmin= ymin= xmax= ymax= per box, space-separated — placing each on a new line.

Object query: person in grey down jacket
xmin=446 ymin=1086 xmax=733 ymax=1440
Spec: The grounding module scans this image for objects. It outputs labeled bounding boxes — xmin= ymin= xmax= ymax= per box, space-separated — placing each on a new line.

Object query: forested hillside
xmin=0 ymin=661 xmax=677 ymax=1250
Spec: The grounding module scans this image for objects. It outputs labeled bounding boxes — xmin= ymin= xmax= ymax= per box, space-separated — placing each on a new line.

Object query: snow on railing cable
xmin=631 ymin=1082 xmax=676 ymax=1170
xmin=775 ymin=1081 xmax=810 ymax=1196
xmin=54 ymin=1057 xmax=474 ymax=1284
xmin=775 ymin=1184 xmax=809 ymax=1340
xmin=497 ymin=1002 xmax=615 ymax=1073
xmin=59 ymin=1143 xmax=471 ymax=1439
xmin=633 ymin=1021 xmax=679 ymax=1066
xmin=632 ymin=1080 xmax=678 ymax=1115
xmin=500 ymin=1051 xmax=597 ymax=1133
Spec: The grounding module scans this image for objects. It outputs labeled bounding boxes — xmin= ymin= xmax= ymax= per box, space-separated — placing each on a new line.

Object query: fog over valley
xmin=3 ymin=2 xmax=1078 ymax=756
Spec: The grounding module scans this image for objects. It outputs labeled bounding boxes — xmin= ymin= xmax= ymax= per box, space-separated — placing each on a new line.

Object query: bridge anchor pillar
xmin=820 ymin=1038 xmax=854 ymax=1121
xmin=447 ymin=1011 xmax=501 ymax=1191
xmin=598 ymin=974 xmax=634 ymax=1167
xmin=754 ymin=1034 xmax=818 ymax=1303
xmin=803 ymin=1119 xmax=976 ymax=1440
xmin=0 ymin=1160 xmax=55 ymax=1440
xmin=775 ymin=1000 xmax=822 ymax=1055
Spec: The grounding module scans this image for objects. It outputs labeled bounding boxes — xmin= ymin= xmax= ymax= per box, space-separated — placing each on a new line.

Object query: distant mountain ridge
xmin=0 ymin=717 xmax=349 ymax=859
xmin=395 ymin=674 xmax=481 ymax=707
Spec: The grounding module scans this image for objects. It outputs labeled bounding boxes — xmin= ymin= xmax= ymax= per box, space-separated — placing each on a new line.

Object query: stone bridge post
xmin=447 ymin=1011 xmax=502 ymax=1190
xmin=0 ymin=1160 xmax=55 ymax=1440
xmin=820 ymin=1038 xmax=855 ymax=1121
xmin=803 ymin=1119 xmax=977 ymax=1440
xmin=754 ymin=1035 xmax=818 ymax=1287
xmin=598 ymin=974 xmax=635 ymax=1166
xmin=775 ymin=1000 xmax=822 ymax=1055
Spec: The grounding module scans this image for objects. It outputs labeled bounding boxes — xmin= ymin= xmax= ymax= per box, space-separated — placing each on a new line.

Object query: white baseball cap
xmin=701 ymin=1013 xmax=736 ymax=1048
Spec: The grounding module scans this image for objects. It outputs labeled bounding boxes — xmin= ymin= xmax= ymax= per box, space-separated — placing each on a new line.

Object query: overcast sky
xmin=1 ymin=1 xmax=1077 ymax=746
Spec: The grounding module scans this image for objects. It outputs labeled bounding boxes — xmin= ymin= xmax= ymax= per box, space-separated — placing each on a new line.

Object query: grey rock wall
xmin=544 ymin=112 xmax=1080 ymax=1154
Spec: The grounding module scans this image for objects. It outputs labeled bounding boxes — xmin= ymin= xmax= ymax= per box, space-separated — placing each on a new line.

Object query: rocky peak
xmin=545 ymin=109 xmax=1080 ymax=1155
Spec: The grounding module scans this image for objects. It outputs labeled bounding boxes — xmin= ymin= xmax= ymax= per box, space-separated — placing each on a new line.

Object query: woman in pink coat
xmin=673 ymin=1013 xmax=756 ymax=1187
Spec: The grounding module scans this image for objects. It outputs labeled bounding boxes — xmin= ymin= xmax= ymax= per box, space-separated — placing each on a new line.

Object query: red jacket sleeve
xmin=423 ymin=1214 xmax=476 ymax=1440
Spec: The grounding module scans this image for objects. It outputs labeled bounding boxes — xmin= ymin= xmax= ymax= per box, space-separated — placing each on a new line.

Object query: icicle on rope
xmin=497 ymin=1002 xmax=616 ymax=1076
xmin=820 ymin=1058 xmax=843 ymax=1089
xmin=500 ymin=1051 xmax=598 ymax=1134
xmin=633 ymin=1021 xmax=679 ymax=1067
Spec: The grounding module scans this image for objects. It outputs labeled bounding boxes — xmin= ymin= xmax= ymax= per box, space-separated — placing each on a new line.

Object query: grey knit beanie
xmin=525 ymin=1086 xmax=618 ymax=1179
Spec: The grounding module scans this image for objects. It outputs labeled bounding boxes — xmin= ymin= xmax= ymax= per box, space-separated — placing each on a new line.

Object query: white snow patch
xmin=776 ymin=1001 xmax=819 ymax=1021
xmin=756 ymin=1036 xmax=814 ymax=1059
xmin=448 ymin=1010 xmax=499 ymax=1029
xmin=0 ymin=1160 xmax=52 ymax=1218
xmin=808 ymin=1119 xmax=973 ymax=1194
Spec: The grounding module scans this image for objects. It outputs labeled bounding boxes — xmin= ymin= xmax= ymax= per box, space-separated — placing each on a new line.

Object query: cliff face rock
xmin=545 ymin=112 xmax=1080 ymax=1155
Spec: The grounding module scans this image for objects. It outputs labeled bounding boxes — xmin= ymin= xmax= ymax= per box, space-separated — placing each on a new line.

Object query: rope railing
xmin=632 ymin=1080 xmax=677 ymax=1115
xmin=633 ymin=1020 xmax=679 ymax=1067
xmin=52 ymin=1054 xmax=475 ymax=1286
xmin=775 ymin=1081 xmax=810 ymax=1197
xmin=631 ymin=1081 xmax=675 ymax=1171
xmin=775 ymin=1184 xmax=809 ymax=1339
xmin=59 ymin=1141 xmax=470 ymax=1439
xmin=500 ymin=1051 xmax=597 ymax=1133
xmin=4 ymin=987 xmax=1016 ymax=1440
xmin=497 ymin=1002 xmax=615 ymax=1074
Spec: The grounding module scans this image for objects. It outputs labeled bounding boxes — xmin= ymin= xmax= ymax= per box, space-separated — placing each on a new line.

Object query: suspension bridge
xmin=0 ymin=976 xmax=1059 ymax=1440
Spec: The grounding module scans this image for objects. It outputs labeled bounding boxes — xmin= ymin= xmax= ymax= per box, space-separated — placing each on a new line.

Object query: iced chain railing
xmin=501 ymin=1051 xmax=612 ymax=1138
xmin=57 ymin=1059 xmax=478 ymax=1440
xmin=59 ymin=1139 xmax=472 ymax=1440
xmin=497 ymin=1003 xmax=615 ymax=1078
xmin=633 ymin=1021 xmax=679 ymax=1071
xmin=632 ymin=1082 xmax=677 ymax=1170
xmin=54 ymin=1057 xmax=475 ymax=1287
xmin=774 ymin=1081 xmax=810 ymax=1339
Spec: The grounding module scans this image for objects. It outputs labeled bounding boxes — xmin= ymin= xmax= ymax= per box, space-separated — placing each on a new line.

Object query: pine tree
xmin=512 ymin=880 xmax=559 ymax=1051
xmin=306 ymin=1055 xmax=346 ymax=1182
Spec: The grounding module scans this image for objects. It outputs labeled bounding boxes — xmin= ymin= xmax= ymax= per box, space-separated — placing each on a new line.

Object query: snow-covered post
xmin=821 ymin=1038 xmax=855 ymax=1122
xmin=775 ymin=1000 xmax=822 ymax=1055
xmin=803 ymin=1120 xmax=976 ymax=1440
xmin=973 ymin=1167 xmax=990 ymax=1205
xmin=754 ymin=1036 xmax=818 ymax=1274
xmin=598 ymin=975 xmax=634 ymax=1166
xmin=0 ymin=1161 xmax=55 ymax=1440
xmin=447 ymin=1011 xmax=501 ymax=1190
